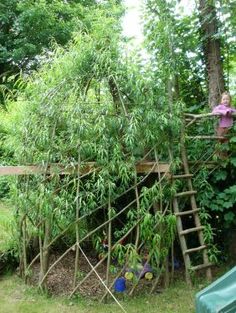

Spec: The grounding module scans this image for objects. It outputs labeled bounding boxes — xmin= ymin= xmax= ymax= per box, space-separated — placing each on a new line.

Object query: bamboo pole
xmin=18 ymin=174 xmax=30 ymax=280
xmin=154 ymin=148 xmax=163 ymax=212
xmin=105 ymin=186 xmax=112 ymax=301
xmin=134 ymin=173 xmax=140 ymax=250
xmin=79 ymin=245 xmax=127 ymax=313
xmin=22 ymin=216 xmax=27 ymax=282
xmin=38 ymin=122 xmax=56 ymax=288
xmin=73 ymin=147 xmax=81 ymax=288
xmin=155 ymin=148 xmax=170 ymax=288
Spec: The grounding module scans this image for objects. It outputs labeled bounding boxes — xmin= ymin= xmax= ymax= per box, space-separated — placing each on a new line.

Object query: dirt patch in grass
xmin=29 ymin=252 xmax=112 ymax=298
xmin=25 ymin=250 xmax=228 ymax=304
xmin=28 ymin=251 xmax=157 ymax=299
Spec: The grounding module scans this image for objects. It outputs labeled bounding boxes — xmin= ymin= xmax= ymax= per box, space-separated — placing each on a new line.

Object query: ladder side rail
xmin=173 ymin=197 xmax=191 ymax=285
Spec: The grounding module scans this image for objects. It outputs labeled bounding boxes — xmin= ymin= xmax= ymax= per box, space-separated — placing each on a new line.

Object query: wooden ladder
xmin=172 ymin=136 xmax=212 ymax=285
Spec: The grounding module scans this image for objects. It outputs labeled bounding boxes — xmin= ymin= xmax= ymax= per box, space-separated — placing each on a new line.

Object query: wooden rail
xmin=0 ymin=162 xmax=170 ymax=176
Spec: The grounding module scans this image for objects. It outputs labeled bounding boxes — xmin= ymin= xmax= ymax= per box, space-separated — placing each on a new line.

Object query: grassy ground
xmin=0 ymin=202 xmax=229 ymax=313
xmin=0 ymin=274 xmax=198 ymax=313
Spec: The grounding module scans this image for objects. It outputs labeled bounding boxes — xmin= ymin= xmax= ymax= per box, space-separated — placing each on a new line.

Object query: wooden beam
xmin=0 ymin=166 xmax=47 ymax=176
xmin=135 ymin=162 xmax=170 ymax=173
xmin=0 ymin=162 xmax=170 ymax=176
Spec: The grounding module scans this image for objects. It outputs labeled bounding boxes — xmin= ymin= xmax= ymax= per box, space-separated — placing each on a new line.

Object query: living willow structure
xmin=1 ymin=2 xmax=219 ymax=309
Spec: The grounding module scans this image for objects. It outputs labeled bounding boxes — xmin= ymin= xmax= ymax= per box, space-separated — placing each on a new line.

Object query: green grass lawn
xmin=0 ymin=274 xmax=198 ymax=313
xmin=0 ymin=201 xmax=199 ymax=312
xmin=0 ymin=201 xmax=229 ymax=313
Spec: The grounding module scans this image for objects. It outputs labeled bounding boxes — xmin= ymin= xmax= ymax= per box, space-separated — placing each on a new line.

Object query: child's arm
xmin=212 ymin=105 xmax=231 ymax=116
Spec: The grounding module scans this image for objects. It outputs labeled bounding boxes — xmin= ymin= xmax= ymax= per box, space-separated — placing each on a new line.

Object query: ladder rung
xmin=172 ymin=174 xmax=193 ymax=179
xmin=180 ymin=226 xmax=204 ymax=235
xmin=175 ymin=208 xmax=201 ymax=216
xmin=184 ymin=245 xmax=207 ymax=254
xmin=191 ymin=263 xmax=213 ymax=271
xmin=175 ymin=190 xmax=197 ymax=197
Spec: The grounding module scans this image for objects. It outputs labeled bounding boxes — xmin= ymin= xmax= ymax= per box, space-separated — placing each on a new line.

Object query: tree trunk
xmin=39 ymin=219 xmax=51 ymax=288
xmin=199 ymin=0 xmax=225 ymax=108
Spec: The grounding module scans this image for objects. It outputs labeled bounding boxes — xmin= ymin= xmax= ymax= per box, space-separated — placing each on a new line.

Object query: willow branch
xmin=27 ymin=162 xmax=161 ymax=271
xmin=79 ymin=245 xmax=127 ymax=313
xmin=184 ymin=112 xmax=236 ymax=119
xmin=69 ymin=218 xmax=140 ymax=298
xmin=39 ymin=171 xmax=170 ymax=287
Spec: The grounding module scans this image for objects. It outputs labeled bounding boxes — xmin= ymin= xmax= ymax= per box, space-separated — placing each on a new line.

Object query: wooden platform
xmin=0 ymin=162 xmax=171 ymax=176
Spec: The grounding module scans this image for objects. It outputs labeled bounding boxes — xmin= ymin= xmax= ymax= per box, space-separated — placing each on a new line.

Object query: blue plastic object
xmin=195 ymin=266 xmax=236 ymax=313
xmin=114 ymin=277 xmax=126 ymax=292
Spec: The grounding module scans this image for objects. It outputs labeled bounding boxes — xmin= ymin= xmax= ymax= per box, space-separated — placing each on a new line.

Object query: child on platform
xmin=212 ymin=91 xmax=236 ymax=143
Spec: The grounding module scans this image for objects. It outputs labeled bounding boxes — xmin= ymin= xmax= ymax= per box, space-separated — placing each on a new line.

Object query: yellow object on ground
xmin=144 ymin=272 xmax=153 ymax=280
xmin=125 ymin=272 xmax=134 ymax=280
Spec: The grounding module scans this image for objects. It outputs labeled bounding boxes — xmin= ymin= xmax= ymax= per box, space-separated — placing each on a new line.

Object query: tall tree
xmin=0 ymin=0 xmax=96 ymax=104
xmin=143 ymin=0 xmax=206 ymax=109
xmin=198 ymin=0 xmax=225 ymax=108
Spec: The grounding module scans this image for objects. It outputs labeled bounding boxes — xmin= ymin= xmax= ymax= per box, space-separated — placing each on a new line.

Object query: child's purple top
xmin=212 ymin=104 xmax=236 ymax=128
